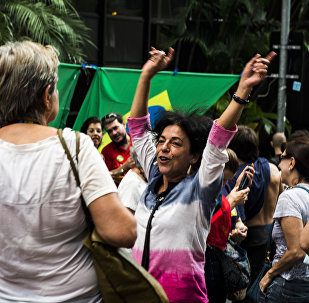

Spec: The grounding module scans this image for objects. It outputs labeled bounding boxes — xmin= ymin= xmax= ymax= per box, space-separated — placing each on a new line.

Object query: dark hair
xmin=225 ymin=148 xmax=239 ymax=174
xmin=101 ymin=113 xmax=123 ymax=129
xmin=228 ymin=125 xmax=259 ymax=163
xmin=81 ymin=117 xmax=103 ymax=134
xmin=288 ymin=129 xmax=309 ymax=141
xmin=285 ymin=136 xmax=309 ymax=182
xmin=151 ymin=110 xmax=213 ymax=170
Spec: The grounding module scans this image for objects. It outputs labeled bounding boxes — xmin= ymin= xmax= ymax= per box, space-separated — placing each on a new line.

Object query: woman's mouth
xmin=158 ymin=156 xmax=171 ymax=164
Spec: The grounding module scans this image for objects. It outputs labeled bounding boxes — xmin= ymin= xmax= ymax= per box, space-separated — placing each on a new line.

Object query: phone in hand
xmin=238 ymin=170 xmax=249 ymax=190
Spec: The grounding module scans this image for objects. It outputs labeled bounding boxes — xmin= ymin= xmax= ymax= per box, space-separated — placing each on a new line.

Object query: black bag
xmin=212 ymin=237 xmax=251 ymax=300
xmin=57 ymin=129 xmax=169 ymax=303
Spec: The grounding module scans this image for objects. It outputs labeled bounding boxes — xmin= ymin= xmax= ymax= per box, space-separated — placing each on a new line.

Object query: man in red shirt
xmin=101 ymin=113 xmax=135 ymax=182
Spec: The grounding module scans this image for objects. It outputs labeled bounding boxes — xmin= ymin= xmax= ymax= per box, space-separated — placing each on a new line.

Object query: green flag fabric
xmin=73 ymin=67 xmax=239 ymax=131
xmin=49 ymin=63 xmax=81 ymax=129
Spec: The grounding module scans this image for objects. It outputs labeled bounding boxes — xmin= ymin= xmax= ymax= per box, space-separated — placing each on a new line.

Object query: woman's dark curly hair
xmin=150 ymin=110 xmax=213 ymax=170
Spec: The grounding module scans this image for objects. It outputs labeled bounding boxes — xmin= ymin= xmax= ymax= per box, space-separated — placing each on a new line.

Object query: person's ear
xmin=290 ymin=157 xmax=296 ymax=170
xmin=190 ymin=152 xmax=200 ymax=165
xmin=270 ymin=141 xmax=274 ymax=148
xmin=42 ymin=85 xmax=51 ymax=110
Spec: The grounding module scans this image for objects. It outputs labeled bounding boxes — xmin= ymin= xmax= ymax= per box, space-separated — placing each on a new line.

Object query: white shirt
xmin=0 ymin=128 xmax=117 ymax=302
xmin=118 ymin=169 xmax=147 ymax=212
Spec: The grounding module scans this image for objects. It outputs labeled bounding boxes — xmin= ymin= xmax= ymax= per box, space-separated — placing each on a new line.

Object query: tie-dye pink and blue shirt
xmin=127 ymin=114 xmax=236 ymax=303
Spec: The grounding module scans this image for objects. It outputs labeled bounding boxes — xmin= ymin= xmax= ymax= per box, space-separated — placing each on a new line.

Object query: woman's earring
xmin=187 ymin=164 xmax=192 ymax=175
xmin=289 ymin=167 xmax=292 ymax=171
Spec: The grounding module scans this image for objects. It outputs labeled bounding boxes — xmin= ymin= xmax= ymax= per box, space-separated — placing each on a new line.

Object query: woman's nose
xmin=162 ymin=141 xmax=170 ymax=151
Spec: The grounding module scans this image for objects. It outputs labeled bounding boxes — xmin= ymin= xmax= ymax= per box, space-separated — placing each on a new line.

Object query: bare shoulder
xmin=269 ymin=162 xmax=280 ymax=183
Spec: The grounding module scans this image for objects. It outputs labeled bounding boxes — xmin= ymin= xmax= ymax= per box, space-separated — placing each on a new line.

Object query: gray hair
xmin=0 ymin=41 xmax=59 ymax=125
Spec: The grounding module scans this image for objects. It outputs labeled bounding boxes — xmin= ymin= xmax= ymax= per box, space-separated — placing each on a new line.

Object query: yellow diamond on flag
xmin=99 ymin=90 xmax=173 ymax=150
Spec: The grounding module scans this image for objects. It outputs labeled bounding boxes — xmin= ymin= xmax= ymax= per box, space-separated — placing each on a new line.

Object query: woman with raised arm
xmin=127 ymin=47 xmax=275 ymax=303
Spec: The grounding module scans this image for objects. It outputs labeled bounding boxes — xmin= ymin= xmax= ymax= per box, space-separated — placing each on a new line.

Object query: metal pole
xmin=277 ymin=0 xmax=291 ymax=132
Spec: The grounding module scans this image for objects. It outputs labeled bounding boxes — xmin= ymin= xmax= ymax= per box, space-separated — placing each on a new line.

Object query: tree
xmin=161 ymin=0 xmax=276 ymax=74
xmin=0 ymin=0 xmax=93 ymax=63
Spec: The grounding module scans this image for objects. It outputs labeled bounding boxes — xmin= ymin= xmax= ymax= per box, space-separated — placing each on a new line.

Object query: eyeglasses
xmin=102 ymin=113 xmax=118 ymax=122
xmin=279 ymin=153 xmax=291 ymax=161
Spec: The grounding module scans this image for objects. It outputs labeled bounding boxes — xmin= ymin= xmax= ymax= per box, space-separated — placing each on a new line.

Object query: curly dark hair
xmin=150 ymin=110 xmax=213 ymax=170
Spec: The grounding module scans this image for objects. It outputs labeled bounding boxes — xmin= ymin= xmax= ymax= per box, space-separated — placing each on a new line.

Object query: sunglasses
xmin=279 ymin=153 xmax=291 ymax=161
xmin=102 ymin=113 xmax=117 ymax=121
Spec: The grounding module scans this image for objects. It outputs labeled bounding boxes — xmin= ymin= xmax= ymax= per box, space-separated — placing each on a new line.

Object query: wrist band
xmin=232 ymin=93 xmax=250 ymax=105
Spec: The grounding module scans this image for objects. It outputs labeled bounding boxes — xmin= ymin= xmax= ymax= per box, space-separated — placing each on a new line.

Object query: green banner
xmin=73 ymin=67 xmax=239 ymax=131
xmin=49 ymin=63 xmax=81 ymax=129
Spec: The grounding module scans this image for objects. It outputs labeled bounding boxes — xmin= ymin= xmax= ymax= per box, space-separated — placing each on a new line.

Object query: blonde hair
xmin=225 ymin=148 xmax=239 ymax=174
xmin=0 ymin=41 xmax=59 ymax=125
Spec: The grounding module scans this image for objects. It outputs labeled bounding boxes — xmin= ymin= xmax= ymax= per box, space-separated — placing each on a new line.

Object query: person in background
xmin=223 ymin=126 xmax=281 ymax=289
xmin=205 ymin=148 xmax=255 ymax=303
xmin=81 ymin=116 xmax=104 ymax=150
xmin=259 ymin=137 xmax=309 ymax=302
xmin=101 ymin=113 xmax=135 ymax=183
xmin=127 ymin=45 xmax=275 ymax=303
xmin=0 ymin=41 xmax=136 ymax=303
xmin=118 ymin=146 xmax=148 ymax=214
xmin=288 ymin=129 xmax=309 ymax=141
xmin=269 ymin=132 xmax=286 ymax=166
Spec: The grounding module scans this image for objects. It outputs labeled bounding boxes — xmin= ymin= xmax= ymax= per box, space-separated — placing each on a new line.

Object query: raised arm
xmin=130 ymin=47 xmax=174 ymax=118
xmin=217 ymin=52 xmax=276 ymax=130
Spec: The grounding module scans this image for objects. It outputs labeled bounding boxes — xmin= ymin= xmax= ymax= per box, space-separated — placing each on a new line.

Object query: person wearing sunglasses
xmin=259 ymin=136 xmax=309 ymax=302
xmin=101 ymin=113 xmax=135 ymax=183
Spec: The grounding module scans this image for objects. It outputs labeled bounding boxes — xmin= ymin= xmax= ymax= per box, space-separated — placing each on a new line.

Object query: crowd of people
xmin=1 ymin=39 xmax=309 ymax=303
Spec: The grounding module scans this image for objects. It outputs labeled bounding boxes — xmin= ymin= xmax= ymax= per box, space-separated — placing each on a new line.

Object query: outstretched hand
xmin=239 ymin=51 xmax=277 ymax=90
xmin=142 ymin=47 xmax=174 ymax=79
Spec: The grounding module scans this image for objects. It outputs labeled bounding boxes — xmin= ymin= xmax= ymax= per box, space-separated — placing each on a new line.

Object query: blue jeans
xmin=257 ymin=276 xmax=309 ymax=303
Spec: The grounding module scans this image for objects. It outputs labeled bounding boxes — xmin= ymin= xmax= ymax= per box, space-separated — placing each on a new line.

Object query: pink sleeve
xmin=127 ymin=114 xmax=151 ymax=139
xmin=208 ymin=119 xmax=238 ymax=148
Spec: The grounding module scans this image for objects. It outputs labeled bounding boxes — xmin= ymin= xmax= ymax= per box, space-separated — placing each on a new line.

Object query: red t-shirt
xmin=206 ymin=195 xmax=231 ymax=250
xmin=101 ymin=136 xmax=132 ymax=171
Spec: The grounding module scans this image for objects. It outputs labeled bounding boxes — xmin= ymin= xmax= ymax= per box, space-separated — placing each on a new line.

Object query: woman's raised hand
xmin=238 ymin=52 xmax=277 ymax=91
xmin=142 ymin=47 xmax=174 ymax=79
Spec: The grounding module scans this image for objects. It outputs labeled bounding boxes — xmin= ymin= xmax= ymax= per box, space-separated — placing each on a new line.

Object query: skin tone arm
xmin=130 ymin=48 xmax=276 ymax=128
xmin=260 ymin=216 xmax=305 ymax=292
xmin=217 ymin=52 xmax=276 ymax=130
xmin=130 ymin=47 xmax=175 ymax=118
xmin=88 ymin=192 xmax=137 ymax=248
xmin=300 ymin=221 xmax=309 ymax=255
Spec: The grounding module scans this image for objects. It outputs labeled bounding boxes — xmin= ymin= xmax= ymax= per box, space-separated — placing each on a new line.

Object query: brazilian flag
xmin=51 ymin=63 xmax=239 ymax=148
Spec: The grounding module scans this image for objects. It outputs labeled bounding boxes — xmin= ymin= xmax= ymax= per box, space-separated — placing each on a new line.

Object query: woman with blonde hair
xmin=0 ymin=41 xmax=136 ymax=302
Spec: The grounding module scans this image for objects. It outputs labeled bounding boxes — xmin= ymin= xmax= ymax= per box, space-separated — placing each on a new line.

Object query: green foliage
xmin=206 ymin=92 xmax=291 ymax=137
xmin=0 ymin=0 xmax=93 ymax=63
xmin=161 ymin=0 xmax=276 ymax=74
